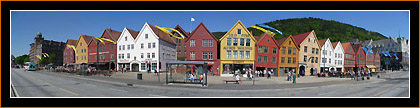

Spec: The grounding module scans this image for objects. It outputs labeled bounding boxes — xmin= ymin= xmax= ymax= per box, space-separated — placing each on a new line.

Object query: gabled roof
xmin=148 ymin=23 xmax=177 ymax=45
xmin=292 ymin=30 xmax=313 ymax=45
xmin=219 ymin=20 xmax=256 ymax=42
xmin=331 ymin=42 xmax=339 ymax=48
xmin=341 ymin=42 xmax=355 ymax=54
xmin=276 ymin=35 xmax=300 ymax=50
xmin=102 ymin=28 xmax=122 ymax=41
xmin=186 ymin=22 xmax=218 ymax=42
xmin=318 ymin=39 xmax=328 ymax=47
xmin=255 ymin=33 xmax=280 ymax=48
xmin=126 ymin=28 xmax=139 ymax=40
xmin=76 ymin=35 xmax=95 ymax=47
xmin=66 ymin=39 xmax=78 ymax=46
xmin=172 ymin=25 xmax=190 ymax=38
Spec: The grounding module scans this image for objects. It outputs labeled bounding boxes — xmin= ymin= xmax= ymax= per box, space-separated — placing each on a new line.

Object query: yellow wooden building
xmin=75 ymin=35 xmax=94 ymax=64
xmin=219 ymin=20 xmax=256 ymax=76
xmin=292 ymin=30 xmax=321 ymax=76
xmin=276 ymin=35 xmax=300 ymax=76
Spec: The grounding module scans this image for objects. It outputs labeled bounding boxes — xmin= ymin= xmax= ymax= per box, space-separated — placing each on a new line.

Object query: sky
xmin=11 ymin=11 xmax=410 ymax=57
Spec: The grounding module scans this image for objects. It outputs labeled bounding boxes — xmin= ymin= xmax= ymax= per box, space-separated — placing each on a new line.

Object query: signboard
xmin=223 ymin=46 xmax=252 ymax=50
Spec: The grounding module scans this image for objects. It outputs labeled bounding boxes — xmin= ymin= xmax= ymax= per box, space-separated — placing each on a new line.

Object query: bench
xmin=224 ymin=80 xmax=242 ymax=84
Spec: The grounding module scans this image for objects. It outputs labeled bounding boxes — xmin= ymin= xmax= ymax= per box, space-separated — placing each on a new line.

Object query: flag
xmin=362 ymin=46 xmax=369 ymax=56
xmin=67 ymin=45 xmax=77 ymax=52
xmin=100 ymin=38 xmax=117 ymax=44
xmin=366 ymin=46 xmax=374 ymax=55
xmin=257 ymin=24 xmax=283 ymax=36
xmin=35 ymin=55 xmax=41 ymax=59
xmin=386 ymin=51 xmax=391 ymax=57
xmin=94 ymin=37 xmax=105 ymax=45
xmin=394 ymin=53 xmax=399 ymax=60
xmin=161 ymin=27 xmax=185 ymax=39
xmin=250 ymin=26 xmax=275 ymax=36
xmin=155 ymin=25 xmax=177 ymax=38
xmin=191 ymin=18 xmax=195 ymax=22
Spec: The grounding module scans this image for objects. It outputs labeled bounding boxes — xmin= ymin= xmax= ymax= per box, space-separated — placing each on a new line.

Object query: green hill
xmin=213 ymin=17 xmax=387 ymax=42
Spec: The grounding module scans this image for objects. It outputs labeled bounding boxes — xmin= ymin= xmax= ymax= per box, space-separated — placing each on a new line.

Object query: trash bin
xmin=137 ymin=73 xmax=142 ymax=80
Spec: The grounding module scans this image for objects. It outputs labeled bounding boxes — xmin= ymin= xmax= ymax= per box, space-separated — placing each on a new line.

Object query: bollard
xmin=292 ymin=74 xmax=296 ymax=84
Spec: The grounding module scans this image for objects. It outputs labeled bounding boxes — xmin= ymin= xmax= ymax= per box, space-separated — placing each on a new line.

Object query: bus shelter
xmin=166 ymin=61 xmax=208 ymax=86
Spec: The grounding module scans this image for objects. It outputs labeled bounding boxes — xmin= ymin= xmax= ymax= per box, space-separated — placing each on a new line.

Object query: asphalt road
xmin=10 ymin=68 xmax=409 ymax=97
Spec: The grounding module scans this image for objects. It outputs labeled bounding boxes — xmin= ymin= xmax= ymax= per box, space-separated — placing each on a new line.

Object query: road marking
xmin=109 ymin=88 xmax=128 ymax=93
xmin=149 ymin=94 xmax=167 ymax=97
xmin=58 ymin=88 xmax=79 ymax=96
xmin=373 ymin=81 xmax=407 ymax=97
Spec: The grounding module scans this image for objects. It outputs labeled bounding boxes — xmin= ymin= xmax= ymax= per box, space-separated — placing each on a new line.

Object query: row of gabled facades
xmin=62 ymin=20 xmax=385 ymax=77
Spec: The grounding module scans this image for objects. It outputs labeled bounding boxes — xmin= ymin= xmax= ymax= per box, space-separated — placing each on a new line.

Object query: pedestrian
xmin=287 ymin=70 xmax=291 ymax=81
xmin=263 ymin=69 xmax=266 ymax=77
xmin=235 ymin=74 xmax=240 ymax=84
xmin=247 ymin=70 xmax=252 ymax=80
xmin=267 ymin=70 xmax=271 ymax=79
xmin=154 ymin=68 xmax=158 ymax=76
xmin=357 ymin=71 xmax=360 ymax=81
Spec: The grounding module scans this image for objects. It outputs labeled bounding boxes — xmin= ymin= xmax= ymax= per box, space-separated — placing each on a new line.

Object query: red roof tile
xmin=66 ymin=39 xmax=78 ymax=46
xmin=292 ymin=30 xmax=313 ymax=45
xmin=105 ymin=28 xmax=122 ymax=41
xmin=81 ymin=35 xmax=94 ymax=44
xmin=331 ymin=42 xmax=339 ymax=48
xmin=318 ymin=39 xmax=328 ymax=47
xmin=126 ymin=28 xmax=139 ymax=39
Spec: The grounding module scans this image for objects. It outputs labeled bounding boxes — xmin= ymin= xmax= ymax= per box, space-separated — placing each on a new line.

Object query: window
xmin=141 ymin=53 xmax=144 ymax=58
xmin=127 ymin=45 xmax=130 ymax=50
xmin=227 ymin=38 xmax=232 ymax=46
xmin=263 ymin=56 xmax=268 ymax=63
xmin=233 ymin=50 xmax=238 ymax=58
xmin=293 ymin=57 xmax=296 ymax=64
xmin=203 ymin=40 xmax=207 ymax=47
xmin=122 ymin=45 xmax=125 ymax=50
xmin=289 ymin=41 xmax=291 ymax=45
xmin=272 ymin=57 xmax=276 ymax=63
xmin=258 ymin=46 xmax=263 ymax=53
xmin=141 ymin=43 xmax=144 ymax=49
xmin=316 ymin=49 xmax=319 ymax=54
xmin=118 ymin=54 xmax=120 ymax=59
xmin=152 ymin=43 xmax=156 ymax=48
xmin=335 ymin=53 xmax=337 ymax=58
xmin=190 ymin=52 xmax=195 ymax=60
xmin=233 ymin=38 xmax=238 ymax=46
xmin=273 ymin=48 xmax=277 ymax=54
xmin=288 ymin=47 xmax=292 ymax=54
xmin=237 ymin=29 xmax=241 ymax=34
xmin=209 ymin=52 xmax=213 ymax=60
xmin=240 ymin=38 xmax=245 ymax=46
xmin=122 ymin=53 xmax=124 ymax=59
xmin=329 ymin=58 xmax=331 ymax=63
xmin=110 ymin=54 xmax=113 ymax=59
xmin=131 ymin=44 xmax=134 ymax=49
xmin=203 ymin=52 xmax=207 ymax=60
xmin=288 ymin=57 xmax=291 ymax=63
xmin=125 ymin=36 xmax=127 ymax=41
xmin=281 ymin=57 xmax=285 ymax=63
xmin=110 ymin=44 xmax=113 ymax=50
xmin=322 ymin=58 xmax=327 ymax=63
xmin=311 ymin=57 xmax=314 ymax=63
xmin=323 ymin=50 xmax=327 ymax=55
xmin=190 ymin=40 xmax=195 ymax=47
xmin=304 ymin=46 xmax=307 ymax=52
xmin=239 ymin=51 xmax=244 ymax=58
xmin=258 ymin=56 xmax=262 ymax=62
xmin=267 ymin=39 xmax=270 ymax=43
xmin=141 ymin=63 xmax=146 ymax=70
xmin=148 ymin=43 xmax=151 ymax=48
xmin=209 ymin=40 xmax=213 ymax=47
xmin=119 ymin=45 xmax=121 ymax=50
xmin=246 ymin=38 xmax=251 ymax=46
xmin=80 ymin=42 xmax=82 ymax=46
xmin=200 ymin=33 xmax=203 ymax=36
xmin=293 ymin=48 xmax=296 ymax=55
xmin=147 ymin=53 xmax=150 ymax=58
xmin=315 ymin=57 xmax=318 ymax=63
xmin=312 ymin=48 xmax=315 ymax=54
xmin=264 ymin=47 xmax=269 ymax=53
xmin=152 ymin=53 xmax=155 ymax=58
xmin=227 ymin=50 xmax=231 ymax=58
xmin=145 ymin=34 xmax=148 ymax=39
xmin=245 ymin=51 xmax=250 ymax=59
xmin=89 ymin=49 xmax=91 ymax=52
xmin=304 ymin=55 xmax=307 ymax=62
xmin=282 ymin=47 xmax=286 ymax=54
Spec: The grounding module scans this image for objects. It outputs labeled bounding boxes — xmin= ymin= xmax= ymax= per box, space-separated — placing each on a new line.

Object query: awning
xmin=366 ymin=65 xmax=376 ymax=68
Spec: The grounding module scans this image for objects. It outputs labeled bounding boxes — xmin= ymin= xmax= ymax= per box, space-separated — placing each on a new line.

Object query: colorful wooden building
xmin=63 ymin=39 xmax=77 ymax=66
xmin=186 ymin=22 xmax=220 ymax=75
xmin=171 ymin=25 xmax=190 ymax=61
xmin=292 ymin=30 xmax=321 ymax=76
xmin=351 ymin=43 xmax=366 ymax=72
xmin=331 ymin=41 xmax=345 ymax=72
xmin=219 ymin=20 xmax=256 ymax=77
xmin=75 ymin=35 xmax=94 ymax=64
xmin=87 ymin=28 xmax=121 ymax=70
xmin=254 ymin=33 xmax=280 ymax=76
xmin=276 ymin=35 xmax=299 ymax=76
xmin=341 ymin=42 xmax=356 ymax=72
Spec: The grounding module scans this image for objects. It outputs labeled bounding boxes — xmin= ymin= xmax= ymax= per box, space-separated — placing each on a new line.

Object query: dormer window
xmin=125 ymin=36 xmax=127 ymax=41
xmin=145 ymin=34 xmax=148 ymax=39
xmin=237 ymin=29 xmax=242 ymax=35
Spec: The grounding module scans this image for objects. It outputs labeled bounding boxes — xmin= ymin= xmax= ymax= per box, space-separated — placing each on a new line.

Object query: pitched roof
xmin=255 ymin=33 xmax=280 ymax=48
xmin=341 ymin=42 xmax=353 ymax=52
xmin=292 ymin=30 xmax=313 ymax=45
xmin=318 ymin=39 xmax=328 ymax=47
xmin=126 ymin=28 xmax=139 ymax=39
xmin=81 ymin=35 xmax=94 ymax=44
xmin=253 ymin=36 xmax=262 ymax=42
xmin=331 ymin=42 xmax=339 ymax=48
xmin=276 ymin=35 xmax=299 ymax=50
xmin=352 ymin=43 xmax=361 ymax=53
xmin=66 ymin=39 xmax=78 ymax=46
xmin=187 ymin=22 xmax=218 ymax=41
xmin=148 ymin=23 xmax=177 ymax=45
xmin=172 ymin=25 xmax=190 ymax=37
xmin=104 ymin=28 xmax=122 ymax=41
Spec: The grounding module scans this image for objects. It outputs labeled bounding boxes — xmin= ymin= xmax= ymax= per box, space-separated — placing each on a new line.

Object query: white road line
xmin=149 ymin=94 xmax=167 ymax=97
xmin=109 ymin=88 xmax=128 ymax=93
xmin=11 ymin=83 xmax=20 ymax=97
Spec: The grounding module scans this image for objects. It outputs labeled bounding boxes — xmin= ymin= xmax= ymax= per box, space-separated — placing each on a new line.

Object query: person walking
xmin=287 ymin=70 xmax=291 ymax=81
xmin=267 ymin=70 xmax=271 ymax=79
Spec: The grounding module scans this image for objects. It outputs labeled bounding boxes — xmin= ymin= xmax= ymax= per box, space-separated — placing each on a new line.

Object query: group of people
xmin=254 ymin=69 xmax=274 ymax=79
xmin=349 ymin=69 xmax=372 ymax=81
xmin=286 ymin=70 xmax=296 ymax=81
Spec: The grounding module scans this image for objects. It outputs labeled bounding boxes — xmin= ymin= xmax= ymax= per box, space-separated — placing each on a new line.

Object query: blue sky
xmin=11 ymin=11 xmax=409 ymax=57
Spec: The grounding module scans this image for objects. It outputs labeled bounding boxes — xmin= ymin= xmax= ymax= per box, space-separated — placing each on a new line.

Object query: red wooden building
xmin=254 ymin=33 xmax=280 ymax=75
xmin=63 ymin=39 xmax=78 ymax=66
xmin=374 ymin=50 xmax=381 ymax=72
xmin=171 ymin=25 xmax=190 ymax=60
xmin=352 ymin=43 xmax=366 ymax=72
xmin=186 ymin=22 xmax=220 ymax=75
xmin=87 ymin=28 xmax=122 ymax=70
xmin=341 ymin=42 xmax=356 ymax=72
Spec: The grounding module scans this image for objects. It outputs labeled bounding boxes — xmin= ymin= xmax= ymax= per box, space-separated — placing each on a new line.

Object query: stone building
xmin=29 ymin=32 xmax=66 ymax=66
